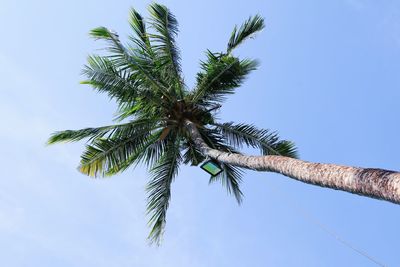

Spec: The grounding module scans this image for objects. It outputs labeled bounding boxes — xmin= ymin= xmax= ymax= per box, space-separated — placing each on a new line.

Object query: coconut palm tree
xmin=48 ymin=3 xmax=400 ymax=244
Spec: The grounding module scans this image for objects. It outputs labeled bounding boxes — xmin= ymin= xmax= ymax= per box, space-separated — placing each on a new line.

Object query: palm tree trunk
xmin=184 ymin=120 xmax=400 ymax=205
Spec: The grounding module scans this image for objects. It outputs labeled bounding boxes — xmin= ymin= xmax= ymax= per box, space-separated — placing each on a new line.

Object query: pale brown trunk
xmin=185 ymin=120 xmax=400 ymax=205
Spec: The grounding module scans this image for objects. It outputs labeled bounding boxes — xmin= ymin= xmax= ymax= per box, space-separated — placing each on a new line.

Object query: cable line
xmin=266 ymin=182 xmax=386 ymax=267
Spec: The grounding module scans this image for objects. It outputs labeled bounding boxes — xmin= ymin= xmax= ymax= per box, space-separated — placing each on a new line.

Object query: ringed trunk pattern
xmin=185 ymin=120 xmax=400 ymax=204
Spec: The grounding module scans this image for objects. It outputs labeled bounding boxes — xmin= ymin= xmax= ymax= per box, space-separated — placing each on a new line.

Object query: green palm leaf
xmin=127 ymin=6 xmax=185 ymax=102
xmin=146 ymin=135 xmax=181 ymax=245
xmin=148 ymin=3 xmax=182 ymax=93
xmin=198 ymin=127 xmax=232 ymax=151
xmin=227 ymin=15 xmax=265 ymax=54
xmin=47 ymin=119 xmax=158 ymax=144
xmin=128 ymin=8 xmax=151 ymax=51
xmin=210 ymin=163 xmax=244 ymax=203
xmin=104 ymin=129 xmax=164 ymax=176
xmin=89 ymin=26 xmax=171 ymax=100
xmin=81 ymin=55 xmax=140 ymax=104
xmin=78 ymin=122 xmax=162 ymax=177
xmin=212 ymin=122 xmax=298 ymax=158
xmin=191 ymin=51 xmax=258 ymax=106
xmin=48 ymin=126 xmax=112 ymax=145
xmin=182 ymin=140 xmax=205 ymax=166
xmin=79 ymin=137 xmax=142 ymax=177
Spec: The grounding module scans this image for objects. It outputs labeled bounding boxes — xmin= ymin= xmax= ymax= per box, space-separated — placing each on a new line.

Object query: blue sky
xmin=1 ymin=0 xmax=400 ymax=266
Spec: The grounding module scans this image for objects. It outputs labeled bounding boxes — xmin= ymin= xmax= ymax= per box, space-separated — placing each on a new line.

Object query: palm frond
xmin=47 ymin=119 xmax=156 ymax=144
xmin=210 ymin=163 xmax=244 ymax=203
xmin=198 ymin=127 xmax=244 ymax=158
xmin=198 ymin=127 xmax=243 ymax=203
xmin=104 ymin=129 xmax=163 ymax=176
xmin=139 ymin=130 xmax=174 ymax=169
xmin=227 ymin=15 xmax=265 ymax=54
xmin=212 ymin=122 xmax=298 ymax=158
xmin=81 ymin=55 xmax=140 ymax=104
xmin=114 ymin=88 xmax=171 ymax=122
xmin=89 ymin=26 xmax=171 ymax=99
xmin=79 ymin=138 xmax=140 ymax=177
xmin=78 ymin=122 xmax=162 ymax=177
xmin=48 ymin=126 xmax=111 ymax=145
xmin=272 ymin=140 xmax=298 ymax=159
xmin=146 ymin=134 xmax=181 ymax=245
xmin=191 ymin=51 xmax=258 ymax=106
xmin=182 ymin=140 xmax=205 ymax=166
xmin=128 ymin=8 xmax=151 ymax=50
xmin=148 ymin=3 xmax=183 ymax=97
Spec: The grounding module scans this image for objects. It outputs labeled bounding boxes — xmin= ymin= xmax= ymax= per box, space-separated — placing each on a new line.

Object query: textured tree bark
xmin=184 ymin=120 xmax=400 ymax=205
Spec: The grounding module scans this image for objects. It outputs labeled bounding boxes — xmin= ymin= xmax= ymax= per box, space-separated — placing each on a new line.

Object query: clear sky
xmin=1 ymin=0 xmax=400 ymax=266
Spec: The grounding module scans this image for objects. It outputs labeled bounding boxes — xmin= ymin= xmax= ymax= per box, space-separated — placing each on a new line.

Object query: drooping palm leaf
xmin=198 ymin=127 xmax=244 ymax=202
xmin=79 ymin=123 xmax=163 ymax=177
xmin=198 ymin=126 xmax=240 ymax=154
xmin=48 ymin=125 xmax=113 ymax=145
xmin=212 ymin=122 xmax=298 ymax=158
xmin=140 ymin=131 xmax=175 ymax=169
xmin=47 ymin=119 xmax=157 ymax=144
xmin=146 ymin=134 xmax=181 ymax=245
xmin=227 ymin=15 xmax=265 ymax=54
xmin=79 ymin=137 xmax=142 ymax=177
xmin=47 ymin=118 xmax=159 ymax=145
xmin=209 ymin=163 xmax=244 ymax=203
xmin=104 ymin=129 xmax=164 ymax=176
xmin=182 ymin=140 xmax=205 ymax=166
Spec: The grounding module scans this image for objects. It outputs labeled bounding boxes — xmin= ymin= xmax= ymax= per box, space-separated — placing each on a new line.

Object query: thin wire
xmin=266 ymin=182 xmax=386 ymax=267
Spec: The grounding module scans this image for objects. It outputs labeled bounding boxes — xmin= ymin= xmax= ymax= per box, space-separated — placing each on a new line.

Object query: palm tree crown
xmin=48 ymin=3 xmax=297 ymax=244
